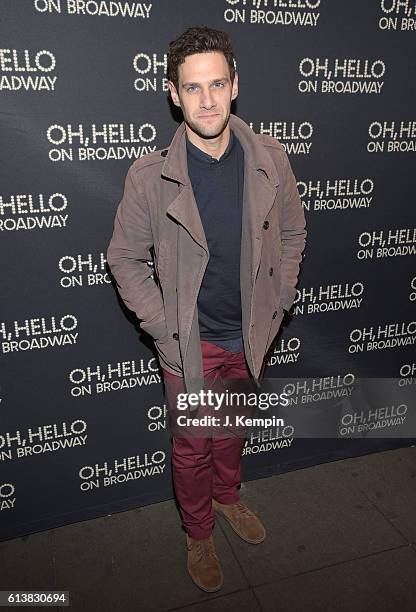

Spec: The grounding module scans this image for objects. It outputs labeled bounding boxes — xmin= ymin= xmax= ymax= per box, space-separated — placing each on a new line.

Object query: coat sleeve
xmin=106 ymin=165 xmax=168 ymax=341
xmin=278 ymin=150 xmax=307 ymax=312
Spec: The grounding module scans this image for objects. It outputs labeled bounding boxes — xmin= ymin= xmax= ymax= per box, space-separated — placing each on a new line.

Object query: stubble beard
xmin=184 ymin=106 xmax=231 ymax=141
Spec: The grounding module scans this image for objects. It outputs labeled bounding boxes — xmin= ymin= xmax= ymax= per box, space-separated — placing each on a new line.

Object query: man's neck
xmin=185 ymin=124 xmax=231 ymax=160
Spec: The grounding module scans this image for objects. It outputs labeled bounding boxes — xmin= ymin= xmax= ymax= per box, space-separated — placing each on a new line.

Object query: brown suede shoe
xmin=212 ymin=499 xmax=266 ymax=544
xmin=186 ymin=533 xmax=224 ymax=592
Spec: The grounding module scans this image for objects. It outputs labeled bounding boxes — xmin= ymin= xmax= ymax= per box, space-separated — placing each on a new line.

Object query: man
xmin=107 ymin=26 xmax=307 ymax=592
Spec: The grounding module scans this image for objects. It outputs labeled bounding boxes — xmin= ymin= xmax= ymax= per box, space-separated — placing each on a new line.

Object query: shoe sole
xmin=213 ymin=504 xmax=266 ymax=544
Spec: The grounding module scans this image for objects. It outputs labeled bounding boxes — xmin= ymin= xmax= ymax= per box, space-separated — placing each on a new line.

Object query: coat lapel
xmin=161 ymin=121 xmax=209 ymax=253
xmin=166 ymin=185 xmax=209 ymax=253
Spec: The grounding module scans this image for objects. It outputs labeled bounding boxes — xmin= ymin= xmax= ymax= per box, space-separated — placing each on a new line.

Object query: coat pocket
xmin=155 ymin=239 xmax=169 ymax=285
xmin=154 ymin=334 xmax=182 ymax=373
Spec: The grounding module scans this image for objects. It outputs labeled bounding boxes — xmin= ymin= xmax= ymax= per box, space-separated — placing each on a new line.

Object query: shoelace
xmin=220 ymin=503 xmax=257 ymax=531
xmin=230 ymin=502 xmax=254 ymax=519
xmin=192 ymin=537 xmax=217 ymax=563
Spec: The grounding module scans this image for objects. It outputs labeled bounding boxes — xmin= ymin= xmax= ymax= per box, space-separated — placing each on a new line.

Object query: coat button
xmin=272 ymin=311 xmax=277 ymax=319
xmin=269 ymin=267 xmax=273 ymax=276
xmin=161 ymin=149 xmax=168 ymax=157
xmin=263 ymin=220 xmax=269 ymax=230
xmin=172 ymin=332 xmax=179 ymax=340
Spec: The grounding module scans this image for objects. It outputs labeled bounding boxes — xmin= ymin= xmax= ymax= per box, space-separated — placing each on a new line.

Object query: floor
xmin=1 ymin=446 xmax=415 ymax=611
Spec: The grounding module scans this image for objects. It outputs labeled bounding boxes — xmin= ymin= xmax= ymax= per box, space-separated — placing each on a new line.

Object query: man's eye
xmin=186 ymin=83 xmax=224 ymax=92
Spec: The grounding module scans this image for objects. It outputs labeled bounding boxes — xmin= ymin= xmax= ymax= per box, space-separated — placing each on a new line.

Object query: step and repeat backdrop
xmin=1 ymin=1 xmax=415 ymax=540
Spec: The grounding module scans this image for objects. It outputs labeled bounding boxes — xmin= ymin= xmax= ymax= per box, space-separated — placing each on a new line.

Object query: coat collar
xmin=161 ymin=113 xmax=279 ymax=188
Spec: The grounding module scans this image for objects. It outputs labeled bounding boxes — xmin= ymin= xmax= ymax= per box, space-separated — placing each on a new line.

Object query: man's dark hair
xmin=167 ymin=26 xmax=236 ymax=93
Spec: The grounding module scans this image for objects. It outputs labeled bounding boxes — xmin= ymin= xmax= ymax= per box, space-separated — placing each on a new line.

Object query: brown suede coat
xmin=107 ymin=113 xmax=307 ymax=396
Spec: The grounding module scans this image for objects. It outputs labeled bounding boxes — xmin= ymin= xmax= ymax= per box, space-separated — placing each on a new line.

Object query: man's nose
xmin=200 ymin=87 xmax=216 ymax=109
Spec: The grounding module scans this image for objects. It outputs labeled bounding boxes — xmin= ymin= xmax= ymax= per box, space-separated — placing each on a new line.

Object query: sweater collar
xmin=186 ymin=129 xmax=235 ymax=164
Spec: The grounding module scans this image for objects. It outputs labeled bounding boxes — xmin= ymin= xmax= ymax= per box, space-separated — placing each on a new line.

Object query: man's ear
xmin=231 ymin=71 xmax=239 ymax=101
xmin=168 ymin=81 xmax=181 ymax=107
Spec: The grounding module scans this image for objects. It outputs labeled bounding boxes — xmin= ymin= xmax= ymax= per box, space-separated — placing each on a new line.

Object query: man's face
xmin=168 ymin=51 xmax=238 ymax=140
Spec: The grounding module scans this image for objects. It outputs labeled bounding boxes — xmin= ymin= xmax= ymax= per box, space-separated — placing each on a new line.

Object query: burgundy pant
xmin=162 ymin=340 xmax=255 ymax=540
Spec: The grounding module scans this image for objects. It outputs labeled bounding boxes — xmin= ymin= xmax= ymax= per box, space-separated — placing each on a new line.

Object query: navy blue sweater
xmin=186 ymin=128 xmax=244 ymax=353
